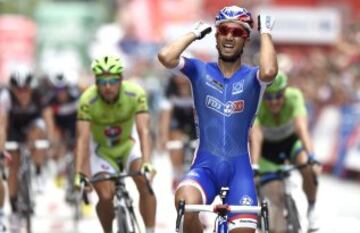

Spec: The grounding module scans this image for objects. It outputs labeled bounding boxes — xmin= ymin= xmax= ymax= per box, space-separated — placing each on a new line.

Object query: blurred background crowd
xmin=1 ymin=0 xmax=360 ymax=180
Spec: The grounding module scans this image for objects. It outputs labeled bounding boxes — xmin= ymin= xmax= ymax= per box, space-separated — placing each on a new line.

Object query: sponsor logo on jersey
xmin=232 ymin=80 xmax=244 ymax=95
xmin=104 ymin=126 xmax=122 ymax=138
xmin=205 ymin=95 xmax=244 ymax=116
xmin=125 ymin=91 xmax=136 ymax=97
xmin=205 ymin=75 xmax=224 ymax=93
xmin=188 ymin=170 xmax=200 ymax=177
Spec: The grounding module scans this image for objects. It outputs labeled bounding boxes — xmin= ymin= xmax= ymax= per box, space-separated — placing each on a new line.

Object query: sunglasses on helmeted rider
xmin=217 ymin=24 xmax=249 ymax=38
xmin=263 ymin=92 xmax=284 ymax=101
xmin=96 ymin=77 xmax=122 ymax=86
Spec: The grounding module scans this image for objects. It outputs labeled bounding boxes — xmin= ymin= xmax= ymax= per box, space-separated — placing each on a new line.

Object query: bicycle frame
xmin=257 ymin=162 xmax=313 ymax=233
xmin=90 ymin=171 xmax=154 ymax=233
xmin=5 ymin=139 xmax=49 ymax=233
xmin=176 ymin=187 xmax=269 ymax=233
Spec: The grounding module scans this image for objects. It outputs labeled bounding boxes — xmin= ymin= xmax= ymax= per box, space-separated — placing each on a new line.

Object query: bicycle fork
xmin=114 ymin=191 xmax=140 ymax=233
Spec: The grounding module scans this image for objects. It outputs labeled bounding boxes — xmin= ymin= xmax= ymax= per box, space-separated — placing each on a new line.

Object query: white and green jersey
xmin=255 ymin=87 xmax=307 ymax=141
xmin=255 ymin=87 xmax=307 ymax=170
xmin=77 ymin=81 xmax=148 ymax=165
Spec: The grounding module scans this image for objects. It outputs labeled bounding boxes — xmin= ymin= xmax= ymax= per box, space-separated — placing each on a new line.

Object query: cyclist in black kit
xmin=47 ymin=73 xmax=79 ymax=165
xmin=0 ymin=68 xmax=56 ymax=230
xmin=46 ymin=73 xmax=80 ymax=187
xmin=159 ymin=73 xmax=197 ymax=191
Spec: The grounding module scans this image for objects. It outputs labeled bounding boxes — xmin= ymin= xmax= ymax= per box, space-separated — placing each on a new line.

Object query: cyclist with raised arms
xmin=0 ymin=66 xmax=56 ymax=229
xmin=158 ymin=5 xmax=277 ymax=233
xmin=250 ymin=71 xmax=320 ymax=233
xmin=74 ymin=56 xmax=156 ymax=233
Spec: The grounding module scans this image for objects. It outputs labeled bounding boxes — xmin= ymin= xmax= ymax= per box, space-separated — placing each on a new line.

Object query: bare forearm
xmin=249 ymin=125 xmax=263 ymax=164
xmin=159 ymin=110 xmax=171 ymax=142
xmin=259 ymin=34 xmax=278 ymax=82
xmin=75 ymin=121 xmax=91 ymax=176
xmin=75 ymin=138 xmax=89 ymax=175
xmin=295 ymin=117 xmax=314 ymax=154
xmin=298 ymin=129 xmax=314 ymax=154
xmin=139 ymin=128 xmax=152 ymax=163
xmin=0 ymin=116 xmax=7 ymax=151
xmin=42 ymin=108 xmax=56 ymax=139
xmin=136 ymin=113 xmax=152 ymax=163
xmin=158 ymin=32 xmax=196 ymax=68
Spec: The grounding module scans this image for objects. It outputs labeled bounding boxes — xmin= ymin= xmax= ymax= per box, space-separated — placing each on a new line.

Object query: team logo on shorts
xmin=239 ymin=195 xmax=253 ymax=206
xmin=101 ymin=163 xmax=110 ymax=170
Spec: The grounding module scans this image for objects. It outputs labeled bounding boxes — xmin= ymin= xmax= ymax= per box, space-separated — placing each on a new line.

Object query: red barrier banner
xmin=0 ymin=15 xmax=36 ymax=84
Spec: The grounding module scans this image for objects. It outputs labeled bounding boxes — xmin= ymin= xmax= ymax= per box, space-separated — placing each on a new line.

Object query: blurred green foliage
xmin=0 ymin=0 xmax=115 ymax=20
xmin=0 ymin=0 xmax=40 ymax=16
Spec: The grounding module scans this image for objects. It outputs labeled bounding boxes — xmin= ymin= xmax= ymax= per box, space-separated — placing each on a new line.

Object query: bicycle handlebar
xmin=5 ymin=140 xmax=50 ymax=150
xmin=89 ymin=171 xmax=154 ymax=195
xmin=176 ymin=200 xmax=263 ymax=232
xmin=166 ymin=139 xmax=198 ymax=150
xmin=256 ymin=159 xmax=321 ymax=185
xmin=184 ymin=204 xmax=261 ymax=214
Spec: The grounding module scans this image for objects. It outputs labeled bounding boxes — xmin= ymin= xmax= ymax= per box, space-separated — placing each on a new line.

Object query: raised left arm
xmin=258 ymin=15 xmax=278 ymax=82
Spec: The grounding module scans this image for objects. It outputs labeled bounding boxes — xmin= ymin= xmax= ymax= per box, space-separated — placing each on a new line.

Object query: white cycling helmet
xmin=9 ymin=66 xmax=33 ymax=87
xmin=215 ymin=6 xmax=254 ymax=32
xmin=49 ymin=72 xmax=69 ymax=89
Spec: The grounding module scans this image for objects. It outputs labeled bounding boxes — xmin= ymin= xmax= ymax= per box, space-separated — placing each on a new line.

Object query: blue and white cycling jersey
xmin=179 ymin=57 xmax=267 ymax=157
xmin=176 ymin=57 xmax=268 ymax=229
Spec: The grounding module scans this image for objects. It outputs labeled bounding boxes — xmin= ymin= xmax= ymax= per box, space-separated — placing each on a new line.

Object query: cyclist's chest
xmin=90 ymin=100 xmax=135 ymax=124
xmin=193 ymin=74 xmax=260 ymax=117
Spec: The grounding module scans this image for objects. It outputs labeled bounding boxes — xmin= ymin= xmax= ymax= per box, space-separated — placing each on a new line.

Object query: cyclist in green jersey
xmin=250 ymin=71 xmax=321 ymax=233
xmin=74 ymin=56 xmax=157 ymax=233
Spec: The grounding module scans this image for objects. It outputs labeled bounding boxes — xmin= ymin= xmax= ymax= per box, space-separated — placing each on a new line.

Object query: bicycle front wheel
xmin=20 ymin=169 xmax=33 ymax=233
xmin=116 ymin=205 xmax=129 ymax=233
xmin=284 ymin=195 xmax=301 ymax=233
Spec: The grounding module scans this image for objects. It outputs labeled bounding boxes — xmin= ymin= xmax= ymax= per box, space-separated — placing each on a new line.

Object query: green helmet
xmin=266 ymin=71 xmax=288 ymax=93
xmin=91 ymin=56 xmax=123 ymax=76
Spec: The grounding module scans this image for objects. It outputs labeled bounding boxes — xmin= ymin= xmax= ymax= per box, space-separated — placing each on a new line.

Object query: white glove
xmin=258 ymin=14 xmax=275 ymax=34
xmin=191 ymin=21 xmax=212 ymax=40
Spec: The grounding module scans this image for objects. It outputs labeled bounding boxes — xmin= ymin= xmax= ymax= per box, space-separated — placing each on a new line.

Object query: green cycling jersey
xmin=254 ymin=87 xmax=307 ymax=171
xmin=255 ymin=87 xmax=307 ymax=141
xmin=77 ymin=81 xmax=148 ymax=165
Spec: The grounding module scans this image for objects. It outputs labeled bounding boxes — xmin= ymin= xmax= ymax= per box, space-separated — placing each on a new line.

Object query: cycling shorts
xmin=262 ymin=134 xmax=303 ymax=163
xmin=178 ymin=150 xmax=258 ymax=229
xmin=90 ymin=138 xmax=141 ymax=176
xmin=170 ymin=107 xmax=196 ymax=140
xmin=8 ymin=118 xmax=46 ymax=142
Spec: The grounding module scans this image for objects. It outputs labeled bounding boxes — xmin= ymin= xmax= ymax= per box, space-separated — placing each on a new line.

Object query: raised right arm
xmin=157 ymin=32 xmax=196 ymax=69
xmin=158 ymin=21 xmax=212 ymax=69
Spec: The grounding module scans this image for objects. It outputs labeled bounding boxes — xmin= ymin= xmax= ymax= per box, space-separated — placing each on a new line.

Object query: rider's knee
xmin=174 ymin=184 xmax=203 ymax=208
xmin=97 ymin=191 xmax=113 ymax=203
xmin=96 ymin=184 xmax=115 ymax=202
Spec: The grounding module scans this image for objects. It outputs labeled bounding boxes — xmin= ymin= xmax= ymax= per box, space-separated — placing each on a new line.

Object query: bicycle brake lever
xmin=175 ymin=200 xmax=185 ymax=232
xmin=142 ymin=172 xmax=155 ymax=195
